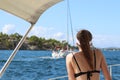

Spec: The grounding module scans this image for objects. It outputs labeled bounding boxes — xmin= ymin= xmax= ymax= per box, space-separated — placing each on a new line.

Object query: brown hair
xmin=77 ymin=29 xmax=93 ymax=69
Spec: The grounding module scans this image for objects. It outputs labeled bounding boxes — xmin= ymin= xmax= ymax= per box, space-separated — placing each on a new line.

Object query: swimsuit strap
xmin=72 ymin=49 xmax=96 ymax=72
xmin=74 ymin=48 xmax=100 ymax=80
xmin=75 ymin=70 xmax=100 ymax=80
xmin=72 ymin=53 xmax=81 ymax=71
xmin=94 ymin=49 xmax=96 ymax=69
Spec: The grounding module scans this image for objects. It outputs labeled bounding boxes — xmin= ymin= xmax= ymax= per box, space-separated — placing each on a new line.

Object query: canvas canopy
xmin=0 ymin=0 xmax=62 ymax=24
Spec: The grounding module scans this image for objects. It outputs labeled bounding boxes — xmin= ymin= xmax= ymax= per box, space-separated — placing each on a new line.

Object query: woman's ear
xmin=76 ymin=42 xmax=80 ymax=48
xmin=76 ymin=42 xmax=80 ymax=46
xmin=76 ymin=43 xmax=82 ymax=51
xmin=76 ymin=39 xmax=80 ymax=45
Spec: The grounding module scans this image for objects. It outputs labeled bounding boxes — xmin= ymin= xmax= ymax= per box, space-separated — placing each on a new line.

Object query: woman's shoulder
xmin=66 ymin=53 xmax=72 ymax=58
xmin=66 ymin=52 xmax=80 ymax=59
xmin=94 ymin=48 xmax=104 ymax=57
xmin=66 ymin=52 xmax=74 ymax=63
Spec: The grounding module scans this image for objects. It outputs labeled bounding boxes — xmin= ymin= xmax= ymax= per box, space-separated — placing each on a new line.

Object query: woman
xmin=66 ymin=29 xmax=111 ymax=80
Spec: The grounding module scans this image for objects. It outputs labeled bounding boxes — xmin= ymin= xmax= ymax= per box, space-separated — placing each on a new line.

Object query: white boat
xmin=52 ymin=50 xmax=73 ymax=58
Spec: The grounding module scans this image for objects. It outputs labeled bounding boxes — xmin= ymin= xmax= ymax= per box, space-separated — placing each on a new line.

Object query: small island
xmin=0 ymin=32 xmax=74 ymax=50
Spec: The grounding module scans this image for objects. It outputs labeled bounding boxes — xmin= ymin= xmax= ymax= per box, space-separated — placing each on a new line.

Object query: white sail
xmin=0 ymin=0 xmax=62 ymax=24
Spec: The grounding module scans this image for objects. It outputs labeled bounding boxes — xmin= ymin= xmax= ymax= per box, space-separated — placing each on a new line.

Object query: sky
xmin=0 ymin=0 xmax=120 ymax=48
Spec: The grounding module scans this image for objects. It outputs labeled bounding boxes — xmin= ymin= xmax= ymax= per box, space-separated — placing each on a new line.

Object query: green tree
xmin=0 ymin=32 xmax=9 ymax=49
xmin=38 ymin=37 xmax=46 ymax=49
xmin=9 ymin=33 xmax=22 ymax=41
xmin=28 ymin=35 xmax=39 ymax=45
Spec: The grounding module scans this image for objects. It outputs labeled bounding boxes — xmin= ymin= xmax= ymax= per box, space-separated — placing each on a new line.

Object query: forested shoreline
xmin=0 ymin=32 xmax=73 ymax=50
xmin=1 ymin=32 xmax=120 ymax=51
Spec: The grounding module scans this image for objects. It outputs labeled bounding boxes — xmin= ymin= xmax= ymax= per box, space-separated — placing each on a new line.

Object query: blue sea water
xmin=0 ymin=50 xmax=120 ymax=80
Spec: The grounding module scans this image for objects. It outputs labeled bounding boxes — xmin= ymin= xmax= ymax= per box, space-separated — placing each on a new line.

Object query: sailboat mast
xmin=66 ymin=0 xmax=75 ymax=50
xmin=67 ymin=0 xmax=69 ymax=50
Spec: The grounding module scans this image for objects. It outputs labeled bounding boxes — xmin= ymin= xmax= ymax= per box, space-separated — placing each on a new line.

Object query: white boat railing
xmin=48 ymin=64 xmax=120 ymax=80
xmin=108 ymin=64 xmax=120 ymax=79
xmin=48 ymin=75 xmax=68 ymax=80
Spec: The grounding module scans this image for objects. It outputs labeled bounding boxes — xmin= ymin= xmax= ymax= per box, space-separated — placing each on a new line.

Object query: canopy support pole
xmin=0 ymin=23 xmax=35 ymax=77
